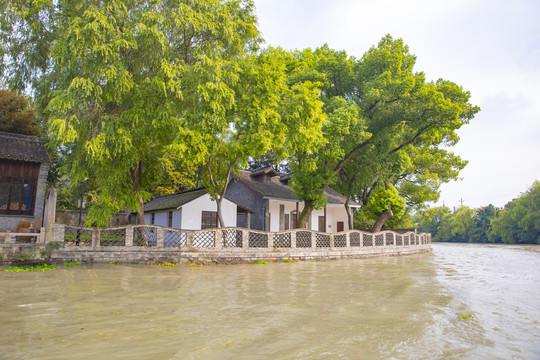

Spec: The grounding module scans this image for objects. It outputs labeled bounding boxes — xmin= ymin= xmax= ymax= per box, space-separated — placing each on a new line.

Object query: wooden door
xmin=318 ymin=216 xmax=326 ymax=232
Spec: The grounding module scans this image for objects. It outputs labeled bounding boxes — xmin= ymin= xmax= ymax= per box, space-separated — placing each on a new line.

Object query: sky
xmin=252 ymin=0 xmax=540 ymax=210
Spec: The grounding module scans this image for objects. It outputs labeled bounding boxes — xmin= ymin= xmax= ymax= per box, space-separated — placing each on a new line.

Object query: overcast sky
xmin=253 ymin=0 xmax=540 ymax=210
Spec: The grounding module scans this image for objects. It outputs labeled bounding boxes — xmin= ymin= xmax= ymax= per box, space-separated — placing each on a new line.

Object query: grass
xmin=2 ymin=264 xmax=56 ymax=272
xmin=63 ymin=262 xmax=81 ymax=267
xmin=155 ymin=262 xmax=176 ymax=267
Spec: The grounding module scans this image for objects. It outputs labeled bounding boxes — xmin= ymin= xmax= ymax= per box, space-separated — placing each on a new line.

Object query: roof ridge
xmin=152 ymin=187 xmax=206 ymax=199
xmin=0 ymin=131 xmax=41 ymax=141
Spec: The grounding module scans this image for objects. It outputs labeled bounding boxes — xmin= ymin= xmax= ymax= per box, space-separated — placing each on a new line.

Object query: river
xmin=1 ymin=243 xmax=539 ymax=359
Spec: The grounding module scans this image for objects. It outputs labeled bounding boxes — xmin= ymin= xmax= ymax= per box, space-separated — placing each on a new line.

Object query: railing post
xmin=125 ymin=226 xmax=133 ymax=247
xmin=92 ymin=228 xmax=100 ymax=247
xmin=187 ymin=231 xmax=194 ymax=250
xmin=4 ymin=232 xmax=12 ymax=244
xmin=267 ymin=231 xmax=274 ymax=249
xmin=290 ymin=230 xmax=296 ymax=248
xmin=156 ymin=227 xmax=164 ymax=248
xmin=346 ymin=232 xmax=350 ymax=248
xmin=311 ymin=231 xmax=316 ymax=250
xmin=329 ymin=233 xmax=334 ymax=249
xmin=38 ymin=228 xmax=46 ymax=244
xmin=241 ymin=229 xmax=249 ymax=249
xmin=53 ymin=224 xmax=65 ymax=243
xmin=214 ymin=229 xmax=221 ymax=250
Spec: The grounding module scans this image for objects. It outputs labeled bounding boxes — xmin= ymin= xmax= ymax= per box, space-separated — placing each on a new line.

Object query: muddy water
xmin=0 ymin=244 xmax=539 ymax=359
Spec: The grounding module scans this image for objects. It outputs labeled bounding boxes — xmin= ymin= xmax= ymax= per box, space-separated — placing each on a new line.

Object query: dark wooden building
xmin=0 ymin=132 xmax=50 ymax=231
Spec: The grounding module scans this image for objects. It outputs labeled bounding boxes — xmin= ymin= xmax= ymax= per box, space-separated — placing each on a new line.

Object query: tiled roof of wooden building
xmin=0 ymin=132 xmax=50 ymax=163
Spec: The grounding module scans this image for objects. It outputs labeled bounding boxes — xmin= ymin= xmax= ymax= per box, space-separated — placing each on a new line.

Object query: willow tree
xmin=287 ymin=36 xmax=479 ymax=230
xmin=1 ymin=0 xmax=260 ymax=225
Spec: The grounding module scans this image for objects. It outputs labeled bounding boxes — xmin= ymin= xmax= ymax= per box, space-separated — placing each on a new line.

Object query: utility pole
xmin=460 ymin=198 xmax=464 ymax=207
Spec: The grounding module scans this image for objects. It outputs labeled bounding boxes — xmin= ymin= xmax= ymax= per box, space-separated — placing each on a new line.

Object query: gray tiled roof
xmin=144 ymin=188 xmax=256 ymax=213
xmin=144 ymin=188 xmax=208 ymax=212
xmin=235 ymin=170 xmax=358 ymax=206
xmin=0 ymin=132 xmax=50 ymax=163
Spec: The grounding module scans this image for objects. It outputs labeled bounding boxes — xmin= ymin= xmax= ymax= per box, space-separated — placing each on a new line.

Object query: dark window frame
xmin=201 ymin=211 xmax=218 ymax=229
xmin=0 ymin=160 xmax=39 ymax=216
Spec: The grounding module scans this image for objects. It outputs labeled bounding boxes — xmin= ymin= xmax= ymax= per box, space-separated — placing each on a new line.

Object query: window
xmin=168 ymin=211 xmax=173 ymax=227
xmin=0 ymin=160 xmax=39 ymax=215
xmin=201 ymin=211 xmax=218 ymax=229
xmin=151 ymin=213 xmax=155 ymax=225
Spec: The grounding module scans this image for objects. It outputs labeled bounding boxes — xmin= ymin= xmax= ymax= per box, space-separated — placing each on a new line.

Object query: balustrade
xmin=54 ymin=225 xmax=430 ymax=253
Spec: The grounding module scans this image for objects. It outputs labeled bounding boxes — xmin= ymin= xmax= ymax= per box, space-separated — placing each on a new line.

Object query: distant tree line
xmin=415 ymin=181 xmax=540 ymax=244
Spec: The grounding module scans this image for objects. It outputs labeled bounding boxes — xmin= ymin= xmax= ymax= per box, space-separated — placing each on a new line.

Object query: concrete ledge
xmin=49 ymin=245 xmax=432 ymax=264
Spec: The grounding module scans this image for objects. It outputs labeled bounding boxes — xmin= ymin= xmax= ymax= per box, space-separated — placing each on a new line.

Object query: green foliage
xmin=416 ymin=182 xmax=539 ymax=244
xmin=0 ymin=89 xmax=40 ymax=135
xmin=253 ymin=260 xmax=268 ymax=264
xmin=415 ymin=206 xmax=451 ymax=238
xmin=63 ymin=262 xmax=81 ymax=267
xmin=199 ymin=48 xmax=325 ymax=226
xmin=286 ymin=35 xmax=478 ymax=228
xmin=490 ymin=181 xmax=540 ymax=244
xmin=365 ymin=185 xmax=406 ymax=220
xmin=1 ymin=0 xmax=261 ymax=226
xmin=2 ymin=264 xmax=56 ymax=272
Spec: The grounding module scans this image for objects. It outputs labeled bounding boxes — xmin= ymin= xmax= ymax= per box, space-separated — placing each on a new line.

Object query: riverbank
xmin=1 ymin=225 xmax=431 ymax=265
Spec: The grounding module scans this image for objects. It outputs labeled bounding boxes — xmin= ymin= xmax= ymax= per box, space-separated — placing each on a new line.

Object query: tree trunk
xmin=297 ymin=199 xmax=313 ymax=229
xmin=216 ymin=196 xmax=225 ymax=228
xmin=372 ymin=205 xmax=393 ymax=232
xmin=137 ymin=196 xmax=145 ymax=225
xmin=345 ymin=197 xmax=353 ymax=230
xmin=131 ymin=161 xmax=145 ymax=225
xmin=132 ymin=161 xmax=147 ymax=246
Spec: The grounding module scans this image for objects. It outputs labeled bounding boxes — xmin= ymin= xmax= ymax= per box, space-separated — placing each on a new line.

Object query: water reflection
xmin=1 ymin=245 xmax=539 ymax=359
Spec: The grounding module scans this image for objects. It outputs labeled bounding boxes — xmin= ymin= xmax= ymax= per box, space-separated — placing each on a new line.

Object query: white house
xmin=143 ymin=188 xmax=240 ymax=230
xmin=226 ymin=168 xmax=361 ymax=233
xmin=144 ymin=169 xmax=360 ymax=233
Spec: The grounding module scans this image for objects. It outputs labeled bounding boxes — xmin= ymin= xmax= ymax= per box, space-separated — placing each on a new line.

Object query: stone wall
xmin=1 ymin=225 xmax=432 ymax=265
xmin=55 ymin=209 xmax=137 ymax=227
xmin=49 ymin=246 xmax=432 ymax=265
xmin=48 ymin=225 xmax=431 ymax=264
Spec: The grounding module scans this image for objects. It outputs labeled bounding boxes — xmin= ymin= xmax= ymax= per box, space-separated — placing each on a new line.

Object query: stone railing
xmin=1 ymin=229 xmax=45 ymax=244
xmin=56 ymin=224 xmax=431 ymax=251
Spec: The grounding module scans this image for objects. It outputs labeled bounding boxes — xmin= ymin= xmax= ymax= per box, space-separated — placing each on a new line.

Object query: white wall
xmin=268 ymin=199 xmax=350 ymax=233
xmin=144 ymin=210 xmax=180 ymax=227
xmin=268 ymin=199 xmax=298 ymax=232
xmin=144 ymin=194 xmax=236 ymax=230
xmin=181 ymin=194 xmax=236 ymax=230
